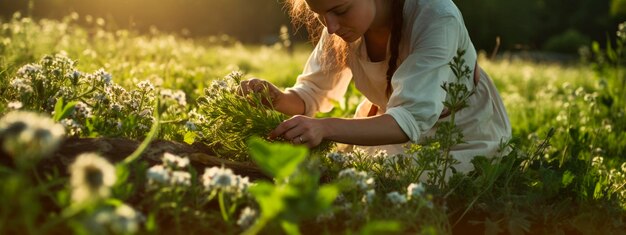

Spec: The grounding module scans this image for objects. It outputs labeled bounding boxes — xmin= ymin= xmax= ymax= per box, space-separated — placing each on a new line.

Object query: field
xmin=1 ymin=13 xmax=625 ymax=234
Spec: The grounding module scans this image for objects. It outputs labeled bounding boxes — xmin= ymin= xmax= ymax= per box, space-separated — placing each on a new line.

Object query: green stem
xmin=218 ymin=191 xmax=229 ymax=222
xmin=242 ymin=217 xmax=268 ymax=235
xmin=122 ymin=100 xmax=160 ymax=165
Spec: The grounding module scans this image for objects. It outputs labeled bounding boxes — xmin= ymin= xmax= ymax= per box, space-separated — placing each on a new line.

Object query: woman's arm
xmin=269 ymin=114 xmax=410 ymax=148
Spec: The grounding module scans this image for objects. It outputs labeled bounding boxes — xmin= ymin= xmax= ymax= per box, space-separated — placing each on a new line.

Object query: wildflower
xmin=60 ymin=118 xmax=83 ymax=136
xmin=7 ymin=101 xmax=23 ymax=110
xmin=93 ymin=204 xmax=143 ymax=234
xmin=170 ymin=171 xmax=192 ymax=186
xmin=0 ymin=111 xmax=65 ymax=159
xmin=73 ymin=102 xmax=93 ymax=119
xmin=362 ymin=189 xmax=375 ymax=204
xmin=236 ymin=207 xmax=257 ymax=228
xmin=338 ymin=168 xmax=375 ymax=191
xmin=69 ymin=153 xmax=116 ymax=203
xmin=162 ymin=152 xmax=190 ymax=169
xmin=621 ymin=162 xmax=626 ymax=173
xmin=327 ymin=152 xmax=346 ymax=164
xmin=592 ymin=156 xmax=604 ymax=167
xmin=94 ymin=68 xmax=112 ymax=84
xmin=386 ymin=191 xmax=407 ymax=205
xmin=146 ymin=164 xmax=170 ymax=184
xmin=407 ymin=183 xmax=425 ymax=200
xmin=137 ymin=80 xmax=155 ymax=92
xmin=184 ymin=121 xmax=197 ymax=131
xmin=202 ymin=166 xmax=249 ymax=195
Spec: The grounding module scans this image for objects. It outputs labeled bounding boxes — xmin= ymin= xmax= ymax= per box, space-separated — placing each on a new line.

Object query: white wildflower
xmin=236 ymin=207 xmax=257 ymax=229
xmin=137 ymin=80 xmax=154 ymax=92
xmin=407 ymin=183 xmax=425 ymax=201
xmin=0 ymin=111 xmax=65 ymax=159
xmin=592 ymin=156 xmax=604 ymax=167
xmin=170 ymin=171 xmax=192 ymax=186
xmin=386 ymin=191 xmax=407 ymax=205
xmin=202 ymin=166 xmax=239 ymax=192
xmin=162 ymin=152 xmax=189 ymax=169
xmin=69 ymin=153 xmax=116 ymax=203
xmin=146 ymin=164 xmax=170 ymax=184
xmin=93 ymin=204 xmax=142 ymax=234
xmin=327 ymin=152 xmax=346 ymax=164
xmin=362 ymin=189 xmax=375 ymax=204
xmin=7 ymin=101 xmax=23 ymax=110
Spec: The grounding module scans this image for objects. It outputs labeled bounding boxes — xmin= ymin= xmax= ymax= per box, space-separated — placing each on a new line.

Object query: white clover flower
xmin=7 ymin=101 xmax=23 ymax=110
xmin=236 ymin=207 xmax=257 ymax=228
xmin=0 ymin=111 xmax=65 ymax=159
xmin=362 ymin=189 xmax=375 ymax=204
xmin=147 ymin=164 xmax=170 ymax=184
xmin=386 ymin=191 xmax=407 ymax=205
xmin=69 ymin=153 xmax=117 ymax=203
xmin=407 ymin=183 xmax=425 ymax=201
xmin=162 ymin=152 xmax=189 ymax=169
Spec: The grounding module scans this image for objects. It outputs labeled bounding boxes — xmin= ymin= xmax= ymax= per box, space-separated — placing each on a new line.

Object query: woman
xmin=239 ymin=0 xmax=511 ymax=173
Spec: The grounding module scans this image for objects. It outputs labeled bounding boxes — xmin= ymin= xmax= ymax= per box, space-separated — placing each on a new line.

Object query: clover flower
xmin=236 ymin=207 xmax=257 ymax=229
xmin=0 ymin=111 xmax=65 ymax=160
xmin=69 ymin=153 xmax=117 ymax=203
xmin=386 ymin=191 xmax=407 ymax=205
xmin=407 ymin=183 xmax=425 ymax=201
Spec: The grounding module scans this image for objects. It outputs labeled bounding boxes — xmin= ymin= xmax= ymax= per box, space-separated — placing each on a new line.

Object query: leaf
xmin=52 ymin=98 xmax=77 ymax=121
xmin=184 ymin=131 xmax=196 ymax=144
xmin=247 ymin=136 xmax=308 ymax=179
xmin=358 ymin=220 xmax=402 ymax=235
xmin=315 ymin=184 xmax=339 ymax=210
xmin=561 ymin=170 xmax=575 ymax=187
xmin=249 ymin=182 xmax=296 ymax=219
xmin=280 ymin=220 xmax=301 ymax=235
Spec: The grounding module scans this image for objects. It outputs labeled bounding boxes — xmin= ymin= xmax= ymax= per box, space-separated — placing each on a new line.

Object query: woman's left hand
xmin=269 ymin=115 xmax=326 ymax=148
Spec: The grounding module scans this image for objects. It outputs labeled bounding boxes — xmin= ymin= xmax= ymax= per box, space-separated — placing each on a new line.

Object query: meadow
xmin=1 ymin=13 xmax=625 ymax=234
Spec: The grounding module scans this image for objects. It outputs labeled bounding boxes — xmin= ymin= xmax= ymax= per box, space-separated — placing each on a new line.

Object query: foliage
xmin=0 ymin=15 xmax=625 ymax=235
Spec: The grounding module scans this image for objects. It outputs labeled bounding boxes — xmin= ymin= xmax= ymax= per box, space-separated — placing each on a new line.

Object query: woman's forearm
xmin=320 ymin=114 xmax=410 ymax=146
xmin=274 ymin=90 xmax=306 ymax=116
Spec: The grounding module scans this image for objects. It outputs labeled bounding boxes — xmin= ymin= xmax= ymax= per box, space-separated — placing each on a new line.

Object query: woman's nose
xmin=324 ymin=14 xmax=340 ymax=35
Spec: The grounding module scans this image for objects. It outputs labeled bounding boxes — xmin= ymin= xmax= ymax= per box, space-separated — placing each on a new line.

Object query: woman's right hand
xmin=238 ymin=78 xmax=283 ymax=107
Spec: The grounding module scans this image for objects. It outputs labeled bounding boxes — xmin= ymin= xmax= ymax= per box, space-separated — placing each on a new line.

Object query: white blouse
xmin=286 ymin=0 xmax=511 ymax=173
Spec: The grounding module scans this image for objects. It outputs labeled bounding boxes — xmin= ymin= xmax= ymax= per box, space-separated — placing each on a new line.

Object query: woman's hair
xmin=285 ymin=0 xmax=405 ymax=94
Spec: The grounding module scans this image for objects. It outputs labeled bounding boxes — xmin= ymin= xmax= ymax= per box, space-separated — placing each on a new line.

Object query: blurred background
xmin=0 ymin=0 xmax=625 ymax=55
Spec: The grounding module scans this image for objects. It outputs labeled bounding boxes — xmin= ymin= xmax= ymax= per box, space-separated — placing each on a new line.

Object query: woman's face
xmin=305 ymin=0 xmax=376 ymax=42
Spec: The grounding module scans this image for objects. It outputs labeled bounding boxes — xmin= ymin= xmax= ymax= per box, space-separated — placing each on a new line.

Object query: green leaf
xmin=280 ymin=220 xmax=301 ymax=235
xmin=561 ymin=170 xmax=575 ymax=187
xmin=315 ymin=184 xmax=339 ymax=210
xmin=358 ymin=220 xmax=402 ymax=235
xmin=184 ymin=131 xmax=196 ymax=145
xmin=249 ymin=182 xmax=296 ymax=219
xmin=247 ymin=137 xmax=308 ymax=179
xmin=53 ymin=98 xmax=78 ymax=122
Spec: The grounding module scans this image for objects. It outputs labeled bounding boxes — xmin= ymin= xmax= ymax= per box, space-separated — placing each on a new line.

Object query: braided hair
xmin=385 ymin=0 xmax=405 ymax=97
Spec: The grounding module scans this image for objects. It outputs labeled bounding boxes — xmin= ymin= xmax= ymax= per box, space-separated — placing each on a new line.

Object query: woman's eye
xmin=335 ymin=7 xmax=349 ymax=15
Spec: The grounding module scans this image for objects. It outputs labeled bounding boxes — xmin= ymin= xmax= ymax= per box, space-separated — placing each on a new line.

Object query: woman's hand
xmin=238 ymin=78 xmax=283 ymax=107
xmin=269 ymin=115 xmax=327 ymax=148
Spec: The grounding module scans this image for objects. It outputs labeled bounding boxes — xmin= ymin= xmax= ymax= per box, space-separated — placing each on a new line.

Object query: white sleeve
xmin=385 ymin=15 xmax=462 ymax=142
xmin=285 ymin=30 xmax=353 ymax=117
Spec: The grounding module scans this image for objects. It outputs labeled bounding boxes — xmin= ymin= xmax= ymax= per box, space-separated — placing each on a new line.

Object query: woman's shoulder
xmin=405 ymin=0 xmax=462 ymax=20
